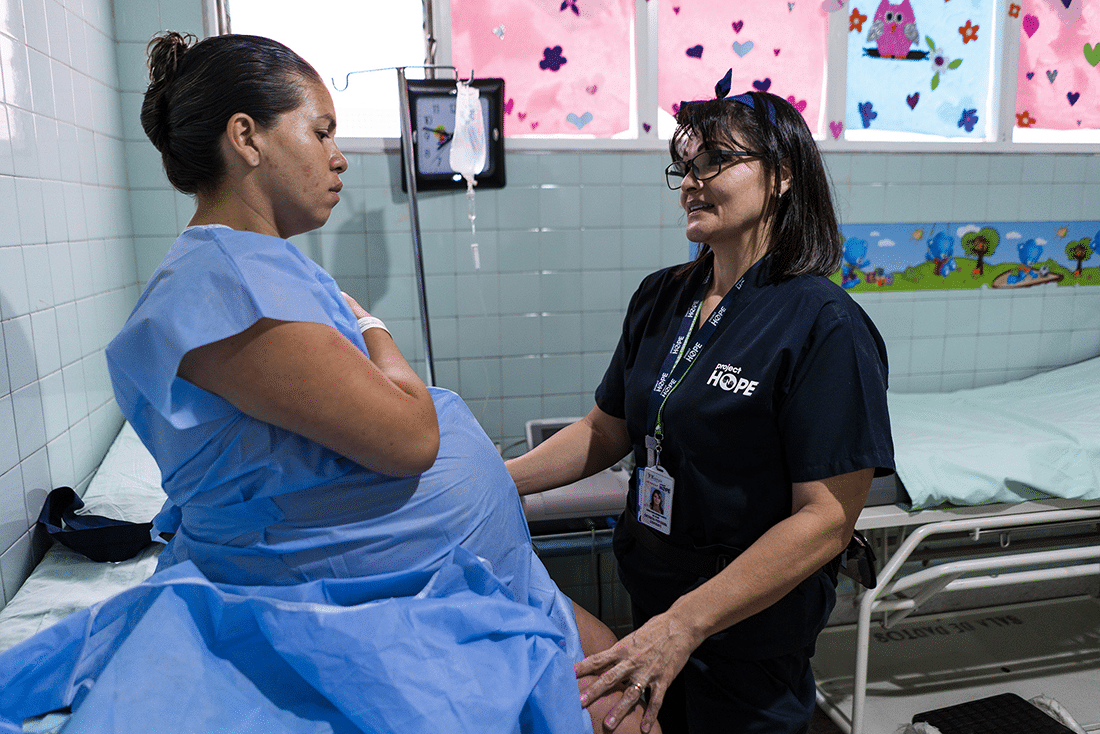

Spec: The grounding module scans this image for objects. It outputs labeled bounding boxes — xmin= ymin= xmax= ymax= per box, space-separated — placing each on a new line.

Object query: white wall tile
xmin=12 ymin=380 xmax=46 ymax=460
xmin=0 ymin=0 xmax=27 ymax=41
xmin=14 ymin=177 xmax=47 ymax=244
xmin=3 ymin=315 xmax=36 ymax=389
xmin=30 ymin=309 xmax=60 ymax=377
xmin=46 ymin=429 xmax=74 ymax=488
xmin=25 ymin=48 xmax=55 ymax=117
xmin=0 ymin=467 xmax=24 ymax=550
xmin=0 ymin=531 xmax=34 ymax=604
xmin=0 ymin=110 xmax=12 ymax=177
xmin=9 ymin=107 xmax=39 ymax=176
xmin=38 ymin=369 xmax=66 ymax=441
xmin=0 ymin=178 xmax=18 ymax=249
xmin=0 ymin=323 xmax=7 ymax=392
xmin=44 ymin=0 xmax=70 ymax=64
xmin=0 ymin=396 xmax=17 ymax=475
xmin=21 ymin=0 xmax=49 ymax=54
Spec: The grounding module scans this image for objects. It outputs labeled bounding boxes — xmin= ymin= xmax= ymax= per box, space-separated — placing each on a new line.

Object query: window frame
xmin=213 ymin=0 xmax=1100 ymax=154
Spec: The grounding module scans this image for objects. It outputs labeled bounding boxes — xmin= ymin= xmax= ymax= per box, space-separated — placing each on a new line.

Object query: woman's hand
xmin=341 ymin=291 xmax=370 ymax=320
xmin=575 ymin=611 xmax=701 ymax=732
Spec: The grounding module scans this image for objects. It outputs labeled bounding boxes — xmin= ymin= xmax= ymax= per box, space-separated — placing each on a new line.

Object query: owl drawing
xmin=867 ymin=0 xmax=919 ymax=59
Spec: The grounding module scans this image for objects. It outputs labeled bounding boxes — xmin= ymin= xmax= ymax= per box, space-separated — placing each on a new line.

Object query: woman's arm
xmin=505 ymin=405 xmax=632 ymax=496
xmin=177 ymin=310 xmax=439 ymax=478
xmin=575 ymin=467 xmax=873 ymax=732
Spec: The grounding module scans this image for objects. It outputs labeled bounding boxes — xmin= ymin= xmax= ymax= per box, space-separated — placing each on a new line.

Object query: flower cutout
xmin=959 ymin=20 xmax=979 ymax=44
xmin=539 ymin=46 xmax=568 ymax=72
xmin=1016 ymin=110 xmax=1036 ymax=128
xmin=1009 ymin=3 xmax=1021 ymax=18
xmin=849 ymin=7 xmax=867 ymax=32
xmin=958 ymin=108 xmax=979 ymax=133
xmin=926 ymin=36 xmax=963 ymax=90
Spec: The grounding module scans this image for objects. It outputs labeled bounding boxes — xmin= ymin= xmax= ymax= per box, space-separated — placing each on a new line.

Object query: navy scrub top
xmin=596 ymin=254 xmax=895 ymax=659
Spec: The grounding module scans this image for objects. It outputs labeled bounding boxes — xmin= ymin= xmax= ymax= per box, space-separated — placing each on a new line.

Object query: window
xmin=845 ymin=0 xmax=998 ymax=140
xmin=1013 ymin=0 xmax=1100 ymax=142
xmin=657 ymin=2 xmax=830 ymax=139
xmin=226 ymin=0 xmax=427 ymax=139
xmin=450 ymin=0 xmax=636 ymax=138
xmin=219 ymin=0 xmax=1098 ymax=150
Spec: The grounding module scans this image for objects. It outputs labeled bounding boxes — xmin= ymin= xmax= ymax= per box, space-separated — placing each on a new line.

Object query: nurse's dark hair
xmin=141 ymin=32 xmax=322 ymax=195
xmin=670 ymin=92 xmax=842 ymax=282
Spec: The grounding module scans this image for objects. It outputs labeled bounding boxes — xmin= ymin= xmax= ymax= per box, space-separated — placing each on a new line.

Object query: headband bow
xmin=678 ymin=68 xmax=778 ymax=125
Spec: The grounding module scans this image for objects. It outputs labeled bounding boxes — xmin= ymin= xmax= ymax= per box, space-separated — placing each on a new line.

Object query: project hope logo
xmin=706 ymin=363 xmax=759 ymax=395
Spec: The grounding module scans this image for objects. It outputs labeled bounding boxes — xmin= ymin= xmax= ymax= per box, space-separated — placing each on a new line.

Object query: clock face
xmin=415 ymin=95 xmax=492 ymax=177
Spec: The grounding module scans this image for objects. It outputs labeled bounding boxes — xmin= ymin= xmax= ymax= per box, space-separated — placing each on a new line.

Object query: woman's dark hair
xmin=140 ymin=32 xmax=322 ymax=195
xmin=669 ymin=91 xmax=841 ymax=282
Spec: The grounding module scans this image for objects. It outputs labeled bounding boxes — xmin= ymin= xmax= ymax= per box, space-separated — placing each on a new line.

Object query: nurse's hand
xmin=575 ymin=611 xmax=700 ymax=732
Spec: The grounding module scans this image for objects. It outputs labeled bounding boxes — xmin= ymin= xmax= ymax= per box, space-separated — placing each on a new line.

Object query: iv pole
xmin=333 ymin=63 xmax=462 ymax=387
xmin=397 ymin=66 xmax=436 ymax=386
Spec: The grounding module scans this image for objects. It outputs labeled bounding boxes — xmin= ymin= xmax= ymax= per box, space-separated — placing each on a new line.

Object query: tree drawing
xmin=1066 ymin=237 xmax=1094 ymax=277
xmin=961 ymin=226 xmax=1000 ymax=277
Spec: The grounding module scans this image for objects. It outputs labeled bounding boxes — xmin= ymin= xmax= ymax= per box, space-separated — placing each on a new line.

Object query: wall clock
xmin=400 ymin=78 xmax=506 ymax=192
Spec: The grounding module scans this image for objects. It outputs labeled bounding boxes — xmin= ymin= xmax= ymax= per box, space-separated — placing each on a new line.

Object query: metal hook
xmin=331 ymin=64 xmax=459 ymax=92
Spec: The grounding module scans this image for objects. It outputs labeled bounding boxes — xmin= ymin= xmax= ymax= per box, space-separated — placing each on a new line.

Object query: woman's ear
xmin=778 ymin=158 xmax=792 ymax=197
xmin=224 ymin=112 xmax=261 ymax=168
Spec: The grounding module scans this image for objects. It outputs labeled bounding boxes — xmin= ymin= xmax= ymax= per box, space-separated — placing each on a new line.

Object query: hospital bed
xmin=0 ymin=420 xmax=165 ymax=655
xmin=813 ymin=356 xmax=1100 ymax=734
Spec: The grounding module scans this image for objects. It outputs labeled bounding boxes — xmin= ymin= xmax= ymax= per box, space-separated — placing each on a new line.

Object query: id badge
xmin=637 ymin=465 xmax=675 ymax=535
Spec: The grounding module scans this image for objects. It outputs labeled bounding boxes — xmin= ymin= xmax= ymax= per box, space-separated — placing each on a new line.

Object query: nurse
xmin=507 ymin=86 xmax=894 ymax=733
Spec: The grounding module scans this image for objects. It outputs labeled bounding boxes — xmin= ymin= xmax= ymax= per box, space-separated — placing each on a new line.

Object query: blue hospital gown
xmin=0 ymin=226 xmax=591 ymax=734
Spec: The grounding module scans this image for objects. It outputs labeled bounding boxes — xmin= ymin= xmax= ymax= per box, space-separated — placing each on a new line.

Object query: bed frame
xmin=815 ymin=498 xmax=1100 ymax=734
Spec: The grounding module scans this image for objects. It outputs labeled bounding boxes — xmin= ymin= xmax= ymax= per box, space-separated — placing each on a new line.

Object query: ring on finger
xmin=628 ymin=682 xmax=646 ymax=695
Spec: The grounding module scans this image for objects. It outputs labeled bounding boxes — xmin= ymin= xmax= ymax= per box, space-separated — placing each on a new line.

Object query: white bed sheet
xmin=889 ymin=356 xmax=1100 ymax=510
xmin=0 ymin=422 xmax=165 ymax=654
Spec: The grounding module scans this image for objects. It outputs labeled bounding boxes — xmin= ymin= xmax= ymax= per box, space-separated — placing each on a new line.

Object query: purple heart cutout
xmin=752 ymin=78 xmax=771 ymax=92
xmin=906 ymin=92 xmax=919 ymax=109
xmin=686 ymin=44 xmax=703 ymax=58
xmin=1067 ymin=91 xmax=1080 ymax=106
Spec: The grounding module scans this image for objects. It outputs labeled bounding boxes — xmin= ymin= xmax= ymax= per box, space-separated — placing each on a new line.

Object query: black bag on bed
xmin=823 ymin=530 xmax=878 ymax=589
xmin=37 ymin=486 xmax=154 ymax=562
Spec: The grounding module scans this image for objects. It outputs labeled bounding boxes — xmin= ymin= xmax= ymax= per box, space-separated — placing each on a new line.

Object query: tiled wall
xmin=2 ymin=0 xmax=1099 ymax=614
xmin=0 ymin=0 xmax=143 ymax=607
xmin=307 ymin=149 xmax=1100 ymax=449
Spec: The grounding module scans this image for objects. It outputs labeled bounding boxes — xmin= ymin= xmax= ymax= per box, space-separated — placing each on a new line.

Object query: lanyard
xmin=645 ymin=269 xmax=744 ymax=465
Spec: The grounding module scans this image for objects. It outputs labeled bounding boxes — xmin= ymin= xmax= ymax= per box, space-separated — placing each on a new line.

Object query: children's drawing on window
xmin=657 ymin=1 xmax=829 ymax=137
xmin=1015 ymin=0 xmax=1099 ymax=132
xmin=450 ymin=0 xmax=634 ymax=137
xmin=846 ymin=0 xmax=996 ymax=138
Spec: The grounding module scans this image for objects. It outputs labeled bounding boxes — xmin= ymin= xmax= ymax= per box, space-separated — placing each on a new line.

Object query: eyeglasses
xmin=665 ymin=149 xmax=763 ymax=190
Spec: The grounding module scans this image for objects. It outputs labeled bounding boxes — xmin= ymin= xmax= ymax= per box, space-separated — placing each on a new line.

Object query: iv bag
xmin=450 ymin=81 xmax=486 ymax=184
xmin=450 ymin=80 xmax=486 ymax=269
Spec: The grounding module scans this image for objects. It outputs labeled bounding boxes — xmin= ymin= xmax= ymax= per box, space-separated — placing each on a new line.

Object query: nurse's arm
xmin=177 ymin=317 xmax=439 ymax=477
xmin=576 ymin=468 xmax=872 ymax=731
xmin=506 ymin=405 xmax=631 ymax=496
xmin=674 ymin=467 xmax=873 ymax=633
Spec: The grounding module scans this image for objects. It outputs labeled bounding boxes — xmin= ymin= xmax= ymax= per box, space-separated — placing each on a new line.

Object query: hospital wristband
xmin=357 ymin=316 xmax=389 ymax=334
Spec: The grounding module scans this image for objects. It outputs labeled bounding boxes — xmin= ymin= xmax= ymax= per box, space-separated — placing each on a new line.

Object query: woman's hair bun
xmin=147 ymin=31 xmax=195 ymax=89
xmin=142 ymin=32 xmax=195 ymax=152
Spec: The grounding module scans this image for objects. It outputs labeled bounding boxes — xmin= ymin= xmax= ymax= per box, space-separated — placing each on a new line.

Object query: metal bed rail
xmin=845 ymin=507 xmax=1100 ymax=734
